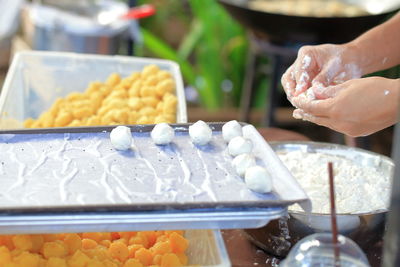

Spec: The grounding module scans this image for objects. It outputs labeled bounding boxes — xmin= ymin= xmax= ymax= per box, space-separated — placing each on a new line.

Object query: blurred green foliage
xmin=371 ymin=66 xmax=400 ymax=79
xmin=136 ymin=0 xmax=249 ymax=110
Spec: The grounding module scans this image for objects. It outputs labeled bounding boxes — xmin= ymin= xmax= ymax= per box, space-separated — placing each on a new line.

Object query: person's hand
xmin=281 ymin=44 xmax=362 ymax=101
xmin=291 ymin=77 xmax=400 ymax=137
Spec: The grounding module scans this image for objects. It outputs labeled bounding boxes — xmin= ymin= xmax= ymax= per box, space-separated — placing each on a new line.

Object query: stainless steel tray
xmin=0 ymin=123 xmax=309 ymax=233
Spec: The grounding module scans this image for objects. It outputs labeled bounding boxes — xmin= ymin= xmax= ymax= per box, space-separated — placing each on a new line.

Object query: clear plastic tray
xmin=0 ymin=123 xmax=308 ymax=233
xmin=0 ymin=51 xmax=187 ymax=127
xmin=0 ymin=208 xmax=285 ymax=235
xmin=185 ymin=230 xmax=231 ymax=267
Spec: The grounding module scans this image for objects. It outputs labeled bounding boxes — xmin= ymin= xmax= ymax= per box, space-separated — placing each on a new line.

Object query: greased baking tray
xmin=0 ymin=123 xmax=309 ymax=234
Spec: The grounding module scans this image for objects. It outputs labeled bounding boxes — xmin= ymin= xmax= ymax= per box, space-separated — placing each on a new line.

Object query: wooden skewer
xmin=328 ymin=162 xmax=340 ymax=267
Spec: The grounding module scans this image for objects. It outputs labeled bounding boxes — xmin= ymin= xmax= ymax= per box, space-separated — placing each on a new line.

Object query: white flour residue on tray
xmin=279 ymin=151 xmax=391 ymax=214
xmin=0 ymin=129 xmax=286 ymax=209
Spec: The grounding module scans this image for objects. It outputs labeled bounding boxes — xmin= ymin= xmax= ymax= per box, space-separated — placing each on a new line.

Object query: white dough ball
xmin=151 ymin=123 xmax=175 ymax=145
xmin=245 ymin=166 xmax=272 ymax=193
xmin=222 ymin=120 xmax=243 ymax=142
xmin=232 ymin=153 xmax=256 ymax=177
xmin=110 ymin=126 xmax=132 ymax=150
xmin=228 ymin=136 xmax=253 ymax=156
xmin=189 ymin=120 xmax=212 ymax=145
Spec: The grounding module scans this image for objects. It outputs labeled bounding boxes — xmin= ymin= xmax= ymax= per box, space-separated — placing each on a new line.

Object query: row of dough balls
xmin=109 ymin=121 xmax=212 ymax=150
xmin=109 ymin=120 xmax=272 ymax=194
xmin=24 ymin=64 xmax=178 ymax=128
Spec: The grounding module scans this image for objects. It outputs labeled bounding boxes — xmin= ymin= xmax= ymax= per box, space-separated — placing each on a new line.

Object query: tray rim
xmin=0 ymin=208 xmax=286 ymax=234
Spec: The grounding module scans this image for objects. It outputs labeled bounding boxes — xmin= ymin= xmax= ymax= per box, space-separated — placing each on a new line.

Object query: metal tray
xmin=0 ymin=123 xmax=309 ymax=233
xmin=244 ymin=141 xmax=394 ymax=257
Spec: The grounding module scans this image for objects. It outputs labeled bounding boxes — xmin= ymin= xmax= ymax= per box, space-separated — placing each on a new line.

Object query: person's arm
xmin=282 ymin=12 xmax=400 ymax=98
xmin=291 ymin=77 xmax=400 ymax=137
xmin=347 ymin=12 xmax=400 ymax=75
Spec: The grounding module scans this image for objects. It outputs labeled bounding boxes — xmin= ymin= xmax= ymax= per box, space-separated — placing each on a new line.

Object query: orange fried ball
xmin=0 ymin=231 xmax=189 ymax=266
xmin=24 ymin=65 xmax=178 ymax=128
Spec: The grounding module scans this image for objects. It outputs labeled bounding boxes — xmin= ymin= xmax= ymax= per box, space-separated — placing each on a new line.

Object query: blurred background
xmin=0 ymin=0 xmax=399 ymax=156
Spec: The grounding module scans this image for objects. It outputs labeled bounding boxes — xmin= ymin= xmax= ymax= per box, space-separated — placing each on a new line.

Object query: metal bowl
xmin=244 ymin=141 xmax=394 ymax=257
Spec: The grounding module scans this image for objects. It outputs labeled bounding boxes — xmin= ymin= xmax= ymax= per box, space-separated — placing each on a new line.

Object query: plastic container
xmin=186 ymin=230 xmax=231 ymax=267
xmin=0 ymin=52 xmax=233 ymax=266
xmin=0 ymin=51 xmax=187 ymax=128
xmin=280 ymin=233 xmax=370 ymax=267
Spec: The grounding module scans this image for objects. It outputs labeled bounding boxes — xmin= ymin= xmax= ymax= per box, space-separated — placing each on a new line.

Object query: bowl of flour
xmin=244 ymin=141 xmax=394 ymax=257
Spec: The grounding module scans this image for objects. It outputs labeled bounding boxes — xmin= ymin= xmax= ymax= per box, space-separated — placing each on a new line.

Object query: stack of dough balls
xmin=223 ymin=120 xmax=272 ymax=194
xmin=24 ymin=64 xmax=178 ymax=128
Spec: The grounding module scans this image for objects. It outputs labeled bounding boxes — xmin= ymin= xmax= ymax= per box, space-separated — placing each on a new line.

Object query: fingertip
xmin=281 ymin=77 xmax=296 ymax=99
xmin=309 ymin=79 xmax=327 ymax=98
xmin=285 ymin=80 xmax=295 ymax=90
xmin=293 ymin=109 xmax=316 ymax=123
xmin=300 ymin=113 xmax=316 ymax=123
xmin=282 ymin=65 xmax=296 ymax=81
xmin=293 ymin=71 xmax=312 ymax=94
xmin=282 ymin=68 xmax=296 ymax=95
xmin=313 ymin=90 xmax=326 ymax=100
xmin=293 ymin=84 xmax=307 ymax=96
xmin=291 ymin=95 xmax=305 ymax=109
xmin=299 ymin=71 xmax=310 ymax=84
xmin=311 ymin=74 xmax=326 ymax=86
xmin=310 ymin=85 xmax=326 ymax=99
xmin=292 ymin=109 xmax=303 ymax=119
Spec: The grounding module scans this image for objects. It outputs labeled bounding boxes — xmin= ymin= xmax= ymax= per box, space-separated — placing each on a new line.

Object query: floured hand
xmin=291 ymin=77 xmax=400 ymax=136
xmin=281 ymin=44 xmax=363 ymax=101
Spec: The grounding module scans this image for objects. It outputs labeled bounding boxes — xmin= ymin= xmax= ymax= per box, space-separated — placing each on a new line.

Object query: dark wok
xmin=219 ymin=0 xmax=400 ymax=44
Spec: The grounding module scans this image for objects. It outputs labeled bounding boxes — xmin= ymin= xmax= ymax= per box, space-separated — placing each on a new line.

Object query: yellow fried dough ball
xmin=25 ymin=65 xmax=178 ymax=128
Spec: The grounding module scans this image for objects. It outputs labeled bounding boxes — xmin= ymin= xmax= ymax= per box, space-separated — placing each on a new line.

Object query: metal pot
xmin=244 ymin=141 xmax=394 ymax=257
xmin=22 ymin=1 xmax=130 ymax=55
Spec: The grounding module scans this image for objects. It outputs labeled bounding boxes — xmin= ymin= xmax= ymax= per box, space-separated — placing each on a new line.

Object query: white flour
xmin=302 ymin=55 xmax=312 ymax=69
xmin=278 ymin=151 xmax=391 ymax=214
